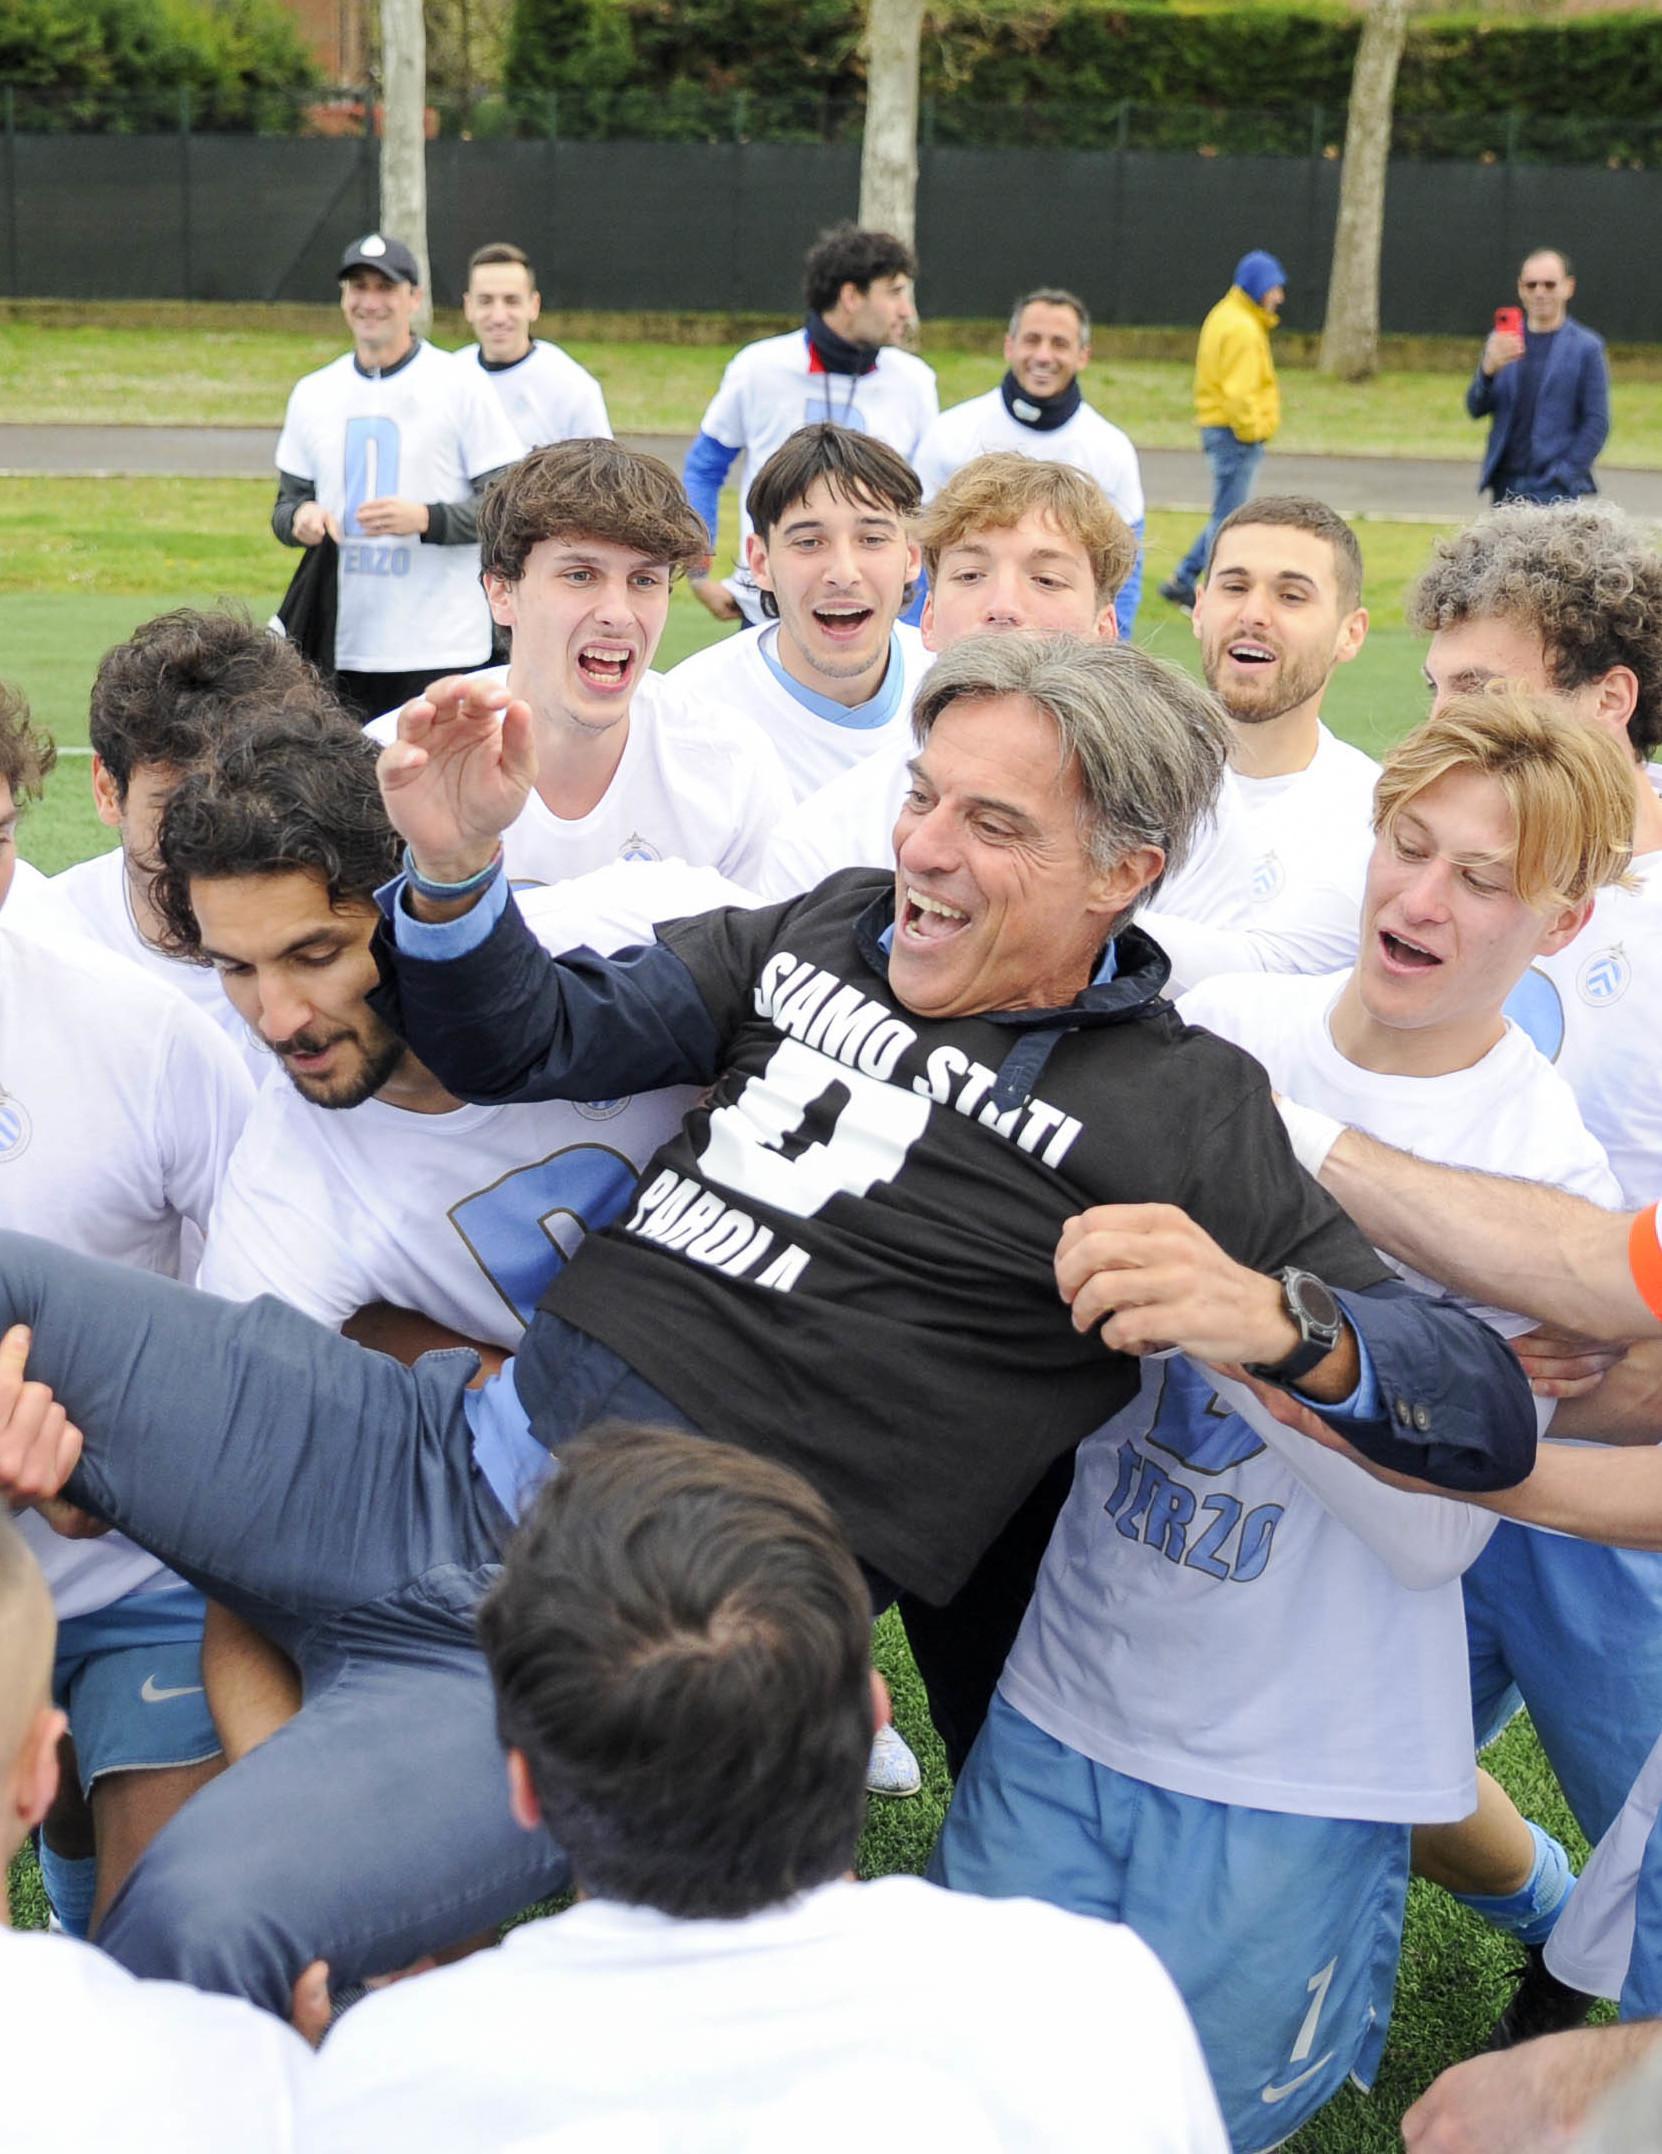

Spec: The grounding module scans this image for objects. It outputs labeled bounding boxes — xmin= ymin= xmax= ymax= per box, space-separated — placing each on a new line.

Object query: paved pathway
xmin=8 ymin=423 xmax=1662 ymax=521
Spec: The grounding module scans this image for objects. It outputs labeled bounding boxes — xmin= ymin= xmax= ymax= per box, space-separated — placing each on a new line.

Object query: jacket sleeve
xmin=1466 ymin=363 xmax=1498 ymax=420
xmin=1550 ymin=333 xmax=1611 ymax=485
xmin=1327 ymin=1277 xmax=1538 ymax=1492
xmin=366 ymin=886 xmax=727 ymax=1104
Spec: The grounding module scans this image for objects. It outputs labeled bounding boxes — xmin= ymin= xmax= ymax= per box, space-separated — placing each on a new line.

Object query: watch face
xmin=1290 ymin=1272 xmax=1341 ymax=1336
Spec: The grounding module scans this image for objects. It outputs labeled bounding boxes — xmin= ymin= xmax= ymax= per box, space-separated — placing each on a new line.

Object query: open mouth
xmin=899 ymin=885 xmax=971 ymax=945
xmin=576 ymin=643 xmax=638 ymax=693
xmin=1378 ymin=929 xmax=1442 ymax=973
xmin=1226 ymin=640 xmax=1278 ymax=668
xmin=812 ymin=602 xmax=875 ymax=644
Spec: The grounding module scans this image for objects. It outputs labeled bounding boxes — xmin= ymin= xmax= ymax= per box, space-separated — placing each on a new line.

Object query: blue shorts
xmin=53 ymin=1585 xmax=220 ymax=1794
xmin=1465 ymin=1523 xmax=1662 ymax=1843
xmin=932 ymin=1693 xmax=1409 ymax=2154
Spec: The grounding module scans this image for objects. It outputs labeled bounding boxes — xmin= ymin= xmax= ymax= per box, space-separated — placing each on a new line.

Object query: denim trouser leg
xmin=0 ymin=1230 xmax=503 ymax=1618
xmin=95 ymin=1569 xmax=568 ymax=2016
xmin=1173 ymin=427 xmax=1266 ymax=589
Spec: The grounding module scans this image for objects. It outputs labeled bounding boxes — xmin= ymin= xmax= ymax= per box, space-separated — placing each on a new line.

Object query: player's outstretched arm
xmin=1313 ymin=1125 xmax=1654 ymax=1343
xmin=376 ymin=673 xmax=539 ymax=901
xmin=1403 ymin=2020 xmax=1662 ymax=2152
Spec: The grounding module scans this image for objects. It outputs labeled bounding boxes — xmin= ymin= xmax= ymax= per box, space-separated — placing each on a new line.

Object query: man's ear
xmin=90 ymin=755 xmax=123 ymax=833
xmin=1536 ymin=895 xmax=1596 ymax=963
xmin=1334 ymin=605 xmax=1370 ymax=669
xmin=505 ymin=1747 xmax=541 ymax=1834
xmin=1093 ymin=602 xmax=1119 ymax=645
xmin=744 ymin=532 xmax=774 ymax=594
xmin=483 ymin=571 xmax=517 ymax=633
xmin=1090 ymin=844 xmax=1165 ymax=922
xmin=13 ymin=1704 xmax=66 ymax=1839
xmin=1591 ymin=665 xmax=1640 ymax=739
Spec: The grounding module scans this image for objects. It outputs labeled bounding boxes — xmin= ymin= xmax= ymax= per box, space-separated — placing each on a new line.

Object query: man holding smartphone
xmin=1468 ymin=247 xmax=1609 ymax=506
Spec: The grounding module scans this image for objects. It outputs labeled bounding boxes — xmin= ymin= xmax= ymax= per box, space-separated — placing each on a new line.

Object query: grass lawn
xmin=7 ymin=310 xmax=1662 ymax=465
xmin=1 ymin=472 xmax=1601 ymax=2147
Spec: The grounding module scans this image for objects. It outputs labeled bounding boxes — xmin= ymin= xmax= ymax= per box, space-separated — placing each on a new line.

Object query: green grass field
xmin=7 ymin=309 xmax=1662 ymax=464
xmin=0 ymin=470 xmax=1607 ymax=2148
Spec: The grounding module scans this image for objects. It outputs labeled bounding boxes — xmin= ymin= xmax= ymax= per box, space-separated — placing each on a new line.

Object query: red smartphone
xmin=1494 ymin=306 xmax=1524 ymax=338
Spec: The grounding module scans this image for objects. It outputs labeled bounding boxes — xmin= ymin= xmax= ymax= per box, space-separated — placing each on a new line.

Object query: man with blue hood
xmin=1161 ymin=250 xmax=1287 ymax=610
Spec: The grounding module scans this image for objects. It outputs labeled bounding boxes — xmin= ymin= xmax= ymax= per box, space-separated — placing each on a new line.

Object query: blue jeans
xmin=0 ymin=1229 xmax=577 ymax=2014
xmin=1173 ymin=428 xmax=1266 ymax=590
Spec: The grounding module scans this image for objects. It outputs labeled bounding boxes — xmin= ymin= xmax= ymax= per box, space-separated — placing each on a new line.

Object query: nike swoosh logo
xmin=140 ymin=1676 xmax=205 ymax=1704
xmin=1261 ymin=2054 xmax=1335 ymax=2105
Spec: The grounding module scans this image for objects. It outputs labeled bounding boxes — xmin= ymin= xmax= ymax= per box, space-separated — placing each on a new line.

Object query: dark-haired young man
xmin=274 ymin=232 xmax=524 ymax=723
xmin=51 ymin=607 xmax=326 ymax=1075
xmin=307 ymin=1424 xmax=1228 ymax=2151
xmin=370 ymin=438 xmax=789 ymax=884
xmin=152 ymin=703 xmax=742 ymax=1762
xmin=670 ymin=425 xmax=931 ymax=799
xmin=683 ymin=224 xmax=937 ymax=627
xmin=458 ymin=242 xmax=612 ymax=452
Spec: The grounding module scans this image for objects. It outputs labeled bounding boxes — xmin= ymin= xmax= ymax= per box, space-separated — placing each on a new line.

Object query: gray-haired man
xmin=0 ymin=637 xmax=1537 ymax=2017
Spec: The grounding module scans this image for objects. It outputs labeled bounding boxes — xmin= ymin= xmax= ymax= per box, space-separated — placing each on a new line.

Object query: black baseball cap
xmin=337 ymin=233 xmax=421 ymax=285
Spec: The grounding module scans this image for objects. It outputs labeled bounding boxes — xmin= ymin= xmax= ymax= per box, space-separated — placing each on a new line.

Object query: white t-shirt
xmin=457 ymin=338 xmax=611 ymax=451
xmin=759 ymin=716 xmax=1253 ymax=939
xmin=368 ymin=666 xmax=788 ymax=888
xmin=1 ymin=1926 xmax=310 ymax=2152
xmin=1001 ymin=969 xmax=1618 ymax=1824
xmin=0 ymin=925 xmax=253 ymax=1618
xmin=913 ymin=386 xmax=1145 ymax=530
xmin=670 ymin=622 xmax=934 ymax=802
xmin=1140 ymin=724 xmax=1380 ymax=990
xmin=4 ymin=857 xmax=75 ymax=941
xmin=275 ymin=341 xmax=523 ymax=672
xmin=199 ymin=865 xmax=741 ymax=1342
xmin=1510 ymin=850 xmax=1662 ymax=1209
xmin=306 ymin=1876 xmax=1226 ymax=2154
xmin=698 ymin=329 xmax=939 ymax=557
xmin=1546 ymin=1726 xmax=1662 ymax=2002
xmin=50 ymin=845 xmax=271 ymax=1082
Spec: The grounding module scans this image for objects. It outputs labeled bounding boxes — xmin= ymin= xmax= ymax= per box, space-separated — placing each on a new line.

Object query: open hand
xmin=376 ymin=673 xmax=538 ymax=888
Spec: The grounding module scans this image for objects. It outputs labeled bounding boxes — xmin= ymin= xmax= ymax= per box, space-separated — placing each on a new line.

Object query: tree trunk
xmin=379 ymin=0 xmax=431 ymax=329
xmin=859 ymin=0 xmax=925 ymax=247
xmin=1318 ymin=0 xmax=1409 ymax=382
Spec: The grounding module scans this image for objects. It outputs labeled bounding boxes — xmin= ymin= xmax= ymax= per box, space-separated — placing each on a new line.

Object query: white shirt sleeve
xmin=573 ymin=371 xmax=613 ymax=440
xmin=912 ymin=414 xmax=954 ymax=499
xmin=716 ymin=735 xmax=795 ymax=889
xmin=274 ymin=381 xmax=314 ymax=480
xmin=1141 ymin=869 xmax=1363 ymax=992
xmin=150 ymin=999 xmax=256 ymax=1240
xmin=699 ymin=353 xmax=750 ymax=449
xmin=456 ymin=362 xmax=529 ymax=479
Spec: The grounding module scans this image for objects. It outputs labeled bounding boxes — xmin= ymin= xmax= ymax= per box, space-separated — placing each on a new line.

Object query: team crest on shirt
xmin=1577 ymin=944 xmax=1631 ymax=1009
xmin=616 ymin=832 xmax=662 ymax=865
xmin=0 ymin=1091 xmax=32 ymax=1163
xmin=1249 ymin=851 xmax=1285 ymax=904
xmin=575 ymin=1097 xmax=632 ymax=1121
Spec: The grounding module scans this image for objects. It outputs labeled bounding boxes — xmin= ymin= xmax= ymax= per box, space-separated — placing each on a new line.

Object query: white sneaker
xmin=866 ymin=1723 xmax=922 ymax=1798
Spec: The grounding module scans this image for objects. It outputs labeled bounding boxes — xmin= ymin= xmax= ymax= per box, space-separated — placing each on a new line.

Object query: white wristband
xmin=1275 ymin=1094 xmax=1346 ymax=1180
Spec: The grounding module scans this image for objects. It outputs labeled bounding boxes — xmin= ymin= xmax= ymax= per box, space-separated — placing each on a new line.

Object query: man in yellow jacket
xmin=1161 ymin=251 xmax=1286 ymax=609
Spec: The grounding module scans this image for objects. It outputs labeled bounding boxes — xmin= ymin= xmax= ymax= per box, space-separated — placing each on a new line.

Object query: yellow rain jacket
xmin=1192 ymin=285 xmax=1281 ymax=444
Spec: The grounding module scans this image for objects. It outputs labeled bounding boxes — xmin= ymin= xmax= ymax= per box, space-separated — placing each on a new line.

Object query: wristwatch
xmin=1244 ymin=1267 xmax=1344 ymax=1384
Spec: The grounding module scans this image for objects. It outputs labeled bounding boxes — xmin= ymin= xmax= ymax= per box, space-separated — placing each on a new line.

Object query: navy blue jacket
xmin=371 ymin=872 xmax=1538 ymax=1600
xmin=1467 ymin=315 xmax=1609 ymax=497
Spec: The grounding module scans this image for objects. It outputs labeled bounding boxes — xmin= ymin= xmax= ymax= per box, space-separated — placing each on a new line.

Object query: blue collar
xmin=759 ymin=625 xmax=907 ymax=731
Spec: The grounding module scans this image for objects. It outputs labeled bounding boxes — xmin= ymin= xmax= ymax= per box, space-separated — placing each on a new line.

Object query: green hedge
xmin=503 ymin=0 xmax=1662 ymax=155
xmin=0 ymin=0 xmax=319 ymax=131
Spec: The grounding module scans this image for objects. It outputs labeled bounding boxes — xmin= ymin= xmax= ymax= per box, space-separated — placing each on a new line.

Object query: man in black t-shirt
xmin=0 ymin=636 xmax=1538 ymax=2013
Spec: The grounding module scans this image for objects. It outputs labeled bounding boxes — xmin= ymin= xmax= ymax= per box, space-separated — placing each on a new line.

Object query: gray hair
xmin=1406 ymin=499 xmax=1662 ymax=760
xmin=1008 ymin=287 xmax=1091 ymax=344
xmin=910 ymin=633 xmax=1229 ymax=907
